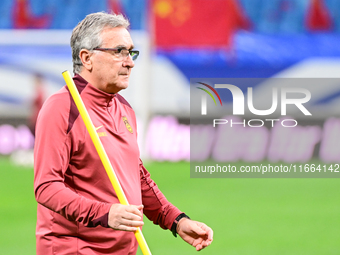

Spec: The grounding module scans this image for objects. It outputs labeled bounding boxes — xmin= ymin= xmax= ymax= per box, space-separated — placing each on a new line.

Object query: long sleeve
xmin=34 ymin=92 xmax=112 ymax=228
xmin=140 ymin=160 xmax=182 ymax=230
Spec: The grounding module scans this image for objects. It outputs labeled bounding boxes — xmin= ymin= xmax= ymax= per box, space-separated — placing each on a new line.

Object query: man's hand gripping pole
xmin=62 ymin=70 xmax=152 ymax=255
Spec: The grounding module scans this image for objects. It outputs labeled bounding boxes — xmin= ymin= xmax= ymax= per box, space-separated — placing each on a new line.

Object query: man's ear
xmin=79 ymin=49 xmax=93 ymax=71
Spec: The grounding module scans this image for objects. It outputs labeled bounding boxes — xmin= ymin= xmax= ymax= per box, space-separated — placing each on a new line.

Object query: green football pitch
xmin=1 ymin=156 xmax=340 ymax=255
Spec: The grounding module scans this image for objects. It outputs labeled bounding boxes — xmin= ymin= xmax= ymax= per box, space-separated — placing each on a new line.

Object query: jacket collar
xmin=73 ymin=74 xmax=115 ymax=107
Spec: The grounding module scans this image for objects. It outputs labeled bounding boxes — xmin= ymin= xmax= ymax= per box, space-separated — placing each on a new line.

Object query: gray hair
xmin=71 ymin=12 xmax=130 ymax=74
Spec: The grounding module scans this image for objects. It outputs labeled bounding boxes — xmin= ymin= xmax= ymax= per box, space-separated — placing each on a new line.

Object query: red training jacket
xmin=34 ymin=74 xmax=182 ymax=254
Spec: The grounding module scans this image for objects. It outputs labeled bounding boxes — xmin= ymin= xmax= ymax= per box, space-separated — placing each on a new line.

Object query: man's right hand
xmin=108 ymin=204 xmax=144 ymax=232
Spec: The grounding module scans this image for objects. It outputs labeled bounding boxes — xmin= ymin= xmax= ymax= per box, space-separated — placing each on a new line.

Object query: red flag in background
xmin=152 ymin=0 xmax=250 ymax=48
xmin=13 ymin=0 xmax=50 ymax=28
xmin=306 ymin=0 xmax=332 ymax=31
xmin=108 ymin=0 xmax=124 ymax=14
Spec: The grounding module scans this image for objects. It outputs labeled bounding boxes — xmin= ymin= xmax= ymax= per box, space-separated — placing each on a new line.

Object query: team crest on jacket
xmin=122 ymin=116 xmax=133 ymax=133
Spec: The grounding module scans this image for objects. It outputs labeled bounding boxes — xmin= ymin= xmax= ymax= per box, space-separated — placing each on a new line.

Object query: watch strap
xmin=171 ymin=213 xmax=190 ymax=237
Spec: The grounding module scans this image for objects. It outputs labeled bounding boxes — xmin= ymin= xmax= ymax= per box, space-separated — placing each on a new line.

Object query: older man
xmin=34 ymin=12 xmax=213 ymax=254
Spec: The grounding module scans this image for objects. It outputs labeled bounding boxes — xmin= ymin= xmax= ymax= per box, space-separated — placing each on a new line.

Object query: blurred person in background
xmin=33 ymin=12 xmax=213 ymax=255
xmin=29 ymin=73 xmax=45 ymax=136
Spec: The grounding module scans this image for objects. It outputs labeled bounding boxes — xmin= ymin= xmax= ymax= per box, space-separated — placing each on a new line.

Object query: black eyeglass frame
xmin=93 ymin=47 xmax=139 ymax=61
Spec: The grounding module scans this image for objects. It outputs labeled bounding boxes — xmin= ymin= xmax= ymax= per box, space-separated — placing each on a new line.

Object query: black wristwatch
xmin=171 ymin=213 xmax=190 ymax=237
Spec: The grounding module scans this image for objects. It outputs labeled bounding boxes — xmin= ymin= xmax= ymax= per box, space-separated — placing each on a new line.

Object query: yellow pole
xmin=62 ymin=70 xmax=152 ymax=255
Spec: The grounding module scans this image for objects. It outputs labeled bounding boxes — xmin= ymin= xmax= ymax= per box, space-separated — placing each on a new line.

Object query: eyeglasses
xmin=93 ymin=47 xmax=139 ymax=61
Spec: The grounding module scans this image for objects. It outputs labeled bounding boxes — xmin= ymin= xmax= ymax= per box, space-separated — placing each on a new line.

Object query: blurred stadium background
xmin=1 ymin=0 xmax=340 ymax=254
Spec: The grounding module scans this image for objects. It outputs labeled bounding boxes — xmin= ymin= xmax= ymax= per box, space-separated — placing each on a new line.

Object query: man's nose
xmin=123 ymin=55 xmax=135 ymax=68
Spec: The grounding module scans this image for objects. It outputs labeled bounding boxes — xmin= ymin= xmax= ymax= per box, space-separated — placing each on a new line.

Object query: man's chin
xmin=114 ymin=83 xmax=129 ymax=93
xmin=119 ymin=83 xmax=129 ymax=90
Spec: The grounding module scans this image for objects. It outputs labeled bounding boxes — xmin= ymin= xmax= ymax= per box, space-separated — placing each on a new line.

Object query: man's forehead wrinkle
xmin=101 ymin=28 xmax=132 ymax=38
xmin=101 ymin=34 xmax=134 ymax=50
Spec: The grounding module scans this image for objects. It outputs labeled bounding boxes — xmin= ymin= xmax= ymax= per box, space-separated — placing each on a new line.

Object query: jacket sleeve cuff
xmin=88 ymin=203 xmax=112 ymax=228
